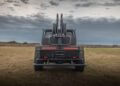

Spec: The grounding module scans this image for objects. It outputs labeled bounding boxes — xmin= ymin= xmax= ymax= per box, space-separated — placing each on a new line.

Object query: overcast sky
xmin=0 ymin=0 xmax=120 ymax=44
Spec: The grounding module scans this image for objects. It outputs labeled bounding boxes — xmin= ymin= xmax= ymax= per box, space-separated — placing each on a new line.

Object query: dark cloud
xmin=113 ymin=0 xmax=120 ymax=2
xmin=58 ymin=0 xmax=86 ymax=2
xmin=21 ymin=0 xmax=29 ymax=4
xmin=71 ymin=0 xmax=88 ymax=1
xmin=58 ymin=0 xmax=88 ymax=2
xmin=102 ymin=2 xmax=120 ymax=6
xmin=64 ymin=17 xmax=120 ymax=44
xmin=6 ymin=0 xmax=13 ymax=3
xmin=0 ymin=15 xmax=52 ymax=31
xmin=6 ymin=0 xmax=18 ymax=3
xmin=14 ymin=3 xmax=21 ymax=7
xmin=75 ymin=2 xmax=94 ymax=7
xmin=8 ymin=7 xmax=14 ymax=11
xmin=49 ymin=1 xmax=59 ymax=6
xmin=102 ymin=3 xmax=114 ymax=6
xmin=0 ymin=15 xmax=120 ymax=44
xmin=40 ymin=3 xmax=50 ymax=10
xmin=0 ymin=15 xmax=52 ymax=42
xmin=74 ymin=1 xmax=120 ymax=8
xmin=58 ymin=0 xmax=65 ymax=1
xmin=69 ymin=10 xmax=74 ymax=13
xmin=70 ymin=0 xmax=79 ymax=1
xmin=105 ymin=7 xmax=110 ymax=10
xmin=80 ymin=0 xmax=88 ymax=1
xmin=75 ymin=3 xmax=81 ymax=7
xmin=0 ymin=3 xmax=5 ymax=6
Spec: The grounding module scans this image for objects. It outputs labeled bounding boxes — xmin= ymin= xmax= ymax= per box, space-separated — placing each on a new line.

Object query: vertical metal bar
xmin=56 ymin=14 xmax=59 ymax=34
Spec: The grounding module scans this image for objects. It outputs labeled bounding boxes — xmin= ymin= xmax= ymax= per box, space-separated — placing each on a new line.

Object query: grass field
xmin=0 ymin=46 xmax=120 ymax=86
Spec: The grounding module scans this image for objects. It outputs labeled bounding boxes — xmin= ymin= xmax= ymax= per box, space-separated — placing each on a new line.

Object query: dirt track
xmin=0 ymin=46 xmax=120 ymax=86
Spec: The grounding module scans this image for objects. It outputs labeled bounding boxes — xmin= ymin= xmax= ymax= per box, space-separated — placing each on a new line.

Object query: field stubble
xmin=0 ymin=46 xmax=120 ymax=86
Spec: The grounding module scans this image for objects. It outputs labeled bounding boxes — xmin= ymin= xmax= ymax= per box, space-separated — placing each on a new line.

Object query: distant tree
xmin=23 ymin=42 xmax=28 ymax=44
xmin=112 ymin=45 xmax=118 ymax=47
xmin=8 ymin=41 xmax=17 ymax=44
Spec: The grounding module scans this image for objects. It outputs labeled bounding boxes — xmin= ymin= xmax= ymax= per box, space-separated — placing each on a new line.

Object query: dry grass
xmin=0 ymin=46 xmax=120 ymax=86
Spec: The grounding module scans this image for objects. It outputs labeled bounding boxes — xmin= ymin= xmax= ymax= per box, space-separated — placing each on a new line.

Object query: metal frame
xmin=34 ymin=14 xmax=85 ymax=71
xmin=34 ymin=57 xmax=85 ymax=66
xmin=34 ymin=63 xmax=85 ymax=66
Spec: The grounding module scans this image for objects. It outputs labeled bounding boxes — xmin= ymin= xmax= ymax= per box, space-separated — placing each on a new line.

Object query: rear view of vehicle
xmin=34 ymin=14 xmax=85 ymax=71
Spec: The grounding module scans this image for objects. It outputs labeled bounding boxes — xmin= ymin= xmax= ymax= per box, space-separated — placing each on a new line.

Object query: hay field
xmin=0 ymin=46 xmax=120 ymax=86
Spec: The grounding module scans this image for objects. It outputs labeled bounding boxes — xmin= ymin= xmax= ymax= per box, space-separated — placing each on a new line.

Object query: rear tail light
xmin=44 ymin=56 xmax=48 ymax=59
xmin=41 ymin=47 xmax=56 ymax=50
xmin=72 ymin=56 xmax=78 ymax=59
xmin=64 ymin=47 xmax=78 ymax=50
xmin=41 ymin=56 xmax=48 ymax=60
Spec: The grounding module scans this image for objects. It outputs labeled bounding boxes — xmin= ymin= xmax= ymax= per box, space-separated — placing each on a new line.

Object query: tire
xmin=34 ymin=46 xmax=43 ymax=71
xmin=75 ymin=66 xmax=84 ymax=72
xmin=75 ymin=46 xmax=85 ymax=72
xmin=74 ymin=60 xmax=85 ymax=72
xmin=34 ymin=65 xmax=43 ymax=71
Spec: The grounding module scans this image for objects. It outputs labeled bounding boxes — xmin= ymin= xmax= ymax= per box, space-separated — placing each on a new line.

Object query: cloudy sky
xmin=0 ymin=0 xmax=120 ymax=44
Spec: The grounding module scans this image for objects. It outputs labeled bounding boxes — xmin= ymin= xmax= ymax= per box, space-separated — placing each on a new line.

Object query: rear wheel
xmin=75 ymin=65 xmax=84 ymax=72
xmin=75 ymin=60 xmax=85 ymax=72
xmin=34 ymin=65 xmax=43 ymax=71
xmin=34 ymin=46 xmax=43 ymax=71
xmin=75 ymin=47 xmax=85 ymax=72
xmin=34 ymin=60 xmax=44 ymax=71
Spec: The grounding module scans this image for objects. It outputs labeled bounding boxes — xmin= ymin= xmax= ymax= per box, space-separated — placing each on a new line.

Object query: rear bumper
xmin=34 ymin=63 xmax=85 ymax=66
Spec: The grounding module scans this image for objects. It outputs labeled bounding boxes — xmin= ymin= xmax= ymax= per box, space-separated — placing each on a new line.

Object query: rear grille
xmin=40 ymin=50 xmax=79 ymax=58
xmin=54 ymin=50 xmax=65 ymax=58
